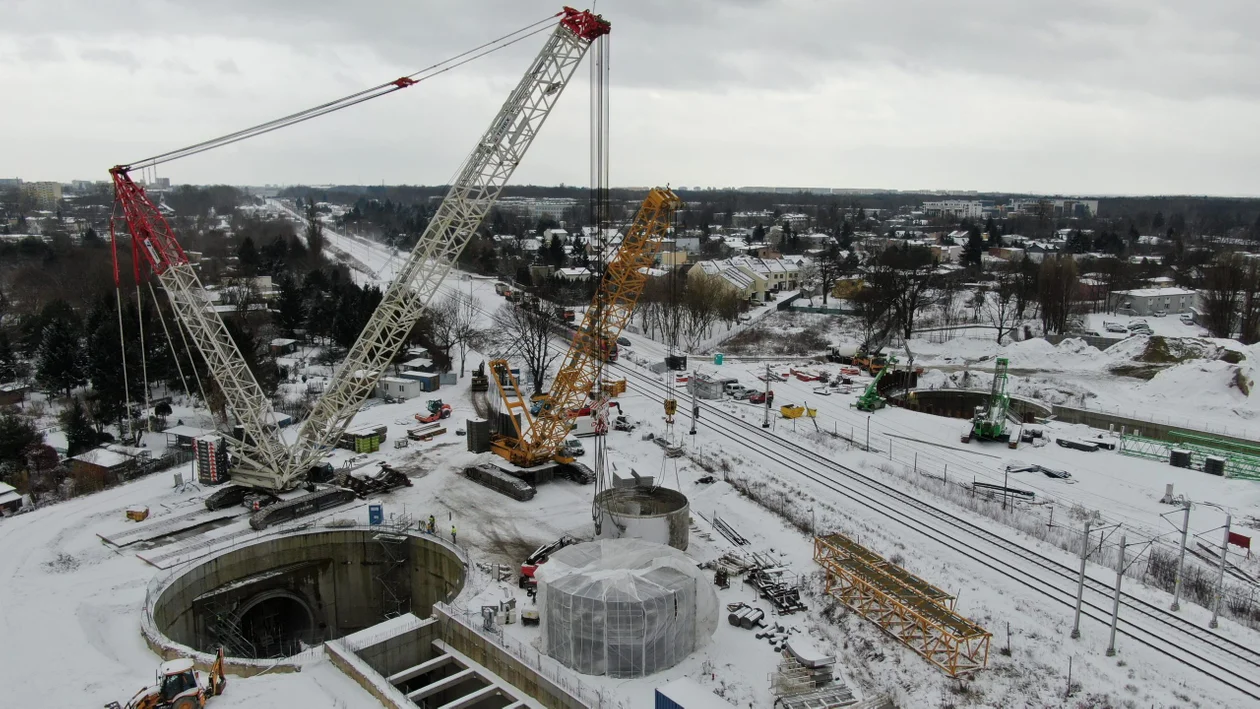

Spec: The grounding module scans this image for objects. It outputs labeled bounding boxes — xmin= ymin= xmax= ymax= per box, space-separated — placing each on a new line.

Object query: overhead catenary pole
xmin=1106 ymin=533 xmax=1126 ymax=656
xmin=1210 ymin=514 xmax=1232 ymax=629
xmin=1171 ymin=501 xmax=1191 ymax=612
xmin=1070 ymin=519 xmax=1092 ymax=639
xmin=689 ymin=368 xmax=698 ymax=436
xmin=762 ymin=363 xmax=771 ymax=429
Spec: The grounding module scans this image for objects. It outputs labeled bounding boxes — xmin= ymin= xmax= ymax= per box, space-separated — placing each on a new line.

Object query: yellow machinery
xmin=490 ymin=188 xmax=681 ymax=468
xmin=108 ymin=648 xmax=227 ymax=709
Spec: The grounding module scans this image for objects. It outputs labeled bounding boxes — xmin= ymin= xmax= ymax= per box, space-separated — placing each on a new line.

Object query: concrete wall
xmin=1043 ymin=333 xmax=1126 ymax=351
xmin=433 ymin=605 xmax=588 ymax=709
xmin=595 ymin=488 xmax=690 ymax=550
xmin=893 ymin=389 xmax=1052 ymax=422
xmin=150 ymin=528 xmax=466 ymax=658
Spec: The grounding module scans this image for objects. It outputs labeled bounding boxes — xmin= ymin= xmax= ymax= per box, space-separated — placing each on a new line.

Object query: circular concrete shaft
xmin=149 ymin=528 xmax=466 ymax=659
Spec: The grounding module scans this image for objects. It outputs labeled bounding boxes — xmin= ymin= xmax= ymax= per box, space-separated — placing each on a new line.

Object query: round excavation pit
xmin=147 ymin=527 xmax=466 ymax=660
xmin=891 ymin=388 xmax=1052 ymax=422
xmin=595 ymin=486 xmax=690 ymax=550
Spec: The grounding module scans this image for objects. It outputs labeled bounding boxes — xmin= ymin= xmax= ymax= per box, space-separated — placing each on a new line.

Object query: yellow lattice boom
xmin=492 ymin=187 xmax=681 ymax=468
xmin=813 ymin=534 xmax=991 ymax=677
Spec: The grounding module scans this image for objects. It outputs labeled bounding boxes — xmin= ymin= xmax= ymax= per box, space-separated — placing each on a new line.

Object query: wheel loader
xmin=106 ymin=648 xmax=226 ymax=709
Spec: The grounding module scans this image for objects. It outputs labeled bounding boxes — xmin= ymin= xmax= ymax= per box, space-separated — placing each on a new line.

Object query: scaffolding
xmin=373 ymin=532 xmax=411 ymax=620
xmin=1118 ymin=431 xmax=1260 ymax=481
xmin=813 ymin=535 xmax=990 ymax=677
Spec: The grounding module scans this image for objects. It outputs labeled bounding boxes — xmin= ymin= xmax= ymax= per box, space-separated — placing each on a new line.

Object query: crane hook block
xmin=560 ymin=7 xmax=611 ymax=40
xmin=664 ymin=399 xmax=677 ymax=416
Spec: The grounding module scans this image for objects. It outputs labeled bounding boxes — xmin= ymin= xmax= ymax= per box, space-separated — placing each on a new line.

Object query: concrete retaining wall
xmin=433 ymin=604 xmax=588 ymax=709
xmin=147 ymin=527 xmax=466 ymax=660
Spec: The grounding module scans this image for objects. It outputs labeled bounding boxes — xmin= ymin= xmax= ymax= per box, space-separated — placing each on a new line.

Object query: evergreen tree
xmin=82 ymin=226 xmax=101 ymax=244
xmin=36 ymin=316 xmax=85 ymax=399
xmin=0 ymin=410 xmax=41 ymax=469
xmin=984 ymin=216 xmax=997 ymax=239
xmin=236 ymin=236 xmax=260 ymax=276
xmin=84 ymin=297 xmax=130 ymax=427
xmin=963 ymin=226 xmax=985 ymax=267
xmin=0 ymin=331 xmax=17 ymax=381
xmin=753 ymin=224 xmax=766 ymax=243
xmin=59 ymin=397 xmax=97 ymax=456
xmin=275 ymin=275 xmax=307 ymax=336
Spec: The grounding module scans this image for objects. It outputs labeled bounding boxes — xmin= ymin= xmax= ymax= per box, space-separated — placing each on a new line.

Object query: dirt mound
xmin=1108 ymin=336 xmax=1243 ymax=379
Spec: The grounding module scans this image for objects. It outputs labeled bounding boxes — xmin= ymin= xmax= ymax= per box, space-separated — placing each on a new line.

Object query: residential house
xmin=1107 ymin=288 xmax=1199 ymax=315
xmin=0 ymin=481 xmax=23 ymax=515
xmin=556 ymin=267 xmax=594 ymax=281
xmin=690 ymin=260 xmax=766 ymax=303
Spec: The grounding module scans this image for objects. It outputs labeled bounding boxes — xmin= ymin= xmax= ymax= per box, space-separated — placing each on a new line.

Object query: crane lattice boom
xmin=492 ymin=187 xmax=680 ymax=467
xmin=285 ymin=9 xmax=610 ymax=488
xmin=110 ymin=170 xmax=291 ymax=477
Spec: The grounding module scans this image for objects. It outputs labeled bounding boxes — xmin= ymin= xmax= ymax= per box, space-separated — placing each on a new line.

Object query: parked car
xmin=1153 ymin=309 xmax=1167 ymax=317
xmin=1103 ymin=322 xmax=1127 ymax=334
xmin=749 ymin=391 xmax=775 ymax=405
xmin=1180 ymin=313 xmax=1195 ymax=325
xmin=616 ymin=336 xmax=631 ymax=347
xmin=1128 ymin=322 xmax=1152 ymax=333
xmin=562 ymin=438 xmax=585 ymax=457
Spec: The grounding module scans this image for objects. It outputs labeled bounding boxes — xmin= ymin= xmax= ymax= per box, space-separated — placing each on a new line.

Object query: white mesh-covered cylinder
xmin=536 ymin=538 xmax=718 ymax=678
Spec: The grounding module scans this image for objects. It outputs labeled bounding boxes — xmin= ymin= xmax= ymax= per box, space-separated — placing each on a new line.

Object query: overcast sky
xmin=3 ymin=0 xmax=1259 ymax=196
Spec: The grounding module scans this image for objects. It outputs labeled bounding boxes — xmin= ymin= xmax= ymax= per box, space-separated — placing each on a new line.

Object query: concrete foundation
xmin=594 ymin=486 xmax=690 ymax=550
xmin=149 ymin=527 xmax=466 ymax=659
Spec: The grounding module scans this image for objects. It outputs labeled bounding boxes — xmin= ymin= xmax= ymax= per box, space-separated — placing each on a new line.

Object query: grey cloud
xmin=80 ymin=47 xmax=140 ymax=71
xmin=12 ymin=1 xmax=1259 ymax=100
xmin=16 ymin=36 xmax=63 ymax=64
xmin=215 ymin=58 xmax=240 ymax=75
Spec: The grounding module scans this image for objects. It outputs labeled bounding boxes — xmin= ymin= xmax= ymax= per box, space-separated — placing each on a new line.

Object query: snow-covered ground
xmin=6 ymin=218 xmax=1260 ymax=708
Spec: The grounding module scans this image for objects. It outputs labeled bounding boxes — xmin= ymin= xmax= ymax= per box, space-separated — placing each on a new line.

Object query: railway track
xmin=330 ymin=234 xmax=1260 ymax=700
xmin=613 ymin=362 xmax=1260 ymax=701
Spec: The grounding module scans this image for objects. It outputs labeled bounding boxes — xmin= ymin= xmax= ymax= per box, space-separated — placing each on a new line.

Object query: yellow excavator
xmin=489 ymin=187 xmax=681 ymax=468
xmin=107 ymin=649 xmax=227 ymax=709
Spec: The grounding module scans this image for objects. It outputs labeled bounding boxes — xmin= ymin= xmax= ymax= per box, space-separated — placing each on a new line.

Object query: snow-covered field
xmin=6 ymin=220 xmax=1260 ymax=708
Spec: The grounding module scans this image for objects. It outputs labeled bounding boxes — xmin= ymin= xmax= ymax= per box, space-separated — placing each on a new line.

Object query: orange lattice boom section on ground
xmin=813 ymin=534 xmax=991 ymax=677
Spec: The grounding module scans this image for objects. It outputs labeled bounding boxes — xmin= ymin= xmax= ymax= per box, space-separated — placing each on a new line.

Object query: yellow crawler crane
xmin=491 ymin=187 xmax=681 ymax=467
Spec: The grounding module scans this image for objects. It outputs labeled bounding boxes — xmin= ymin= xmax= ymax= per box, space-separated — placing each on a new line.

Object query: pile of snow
xmin=1139 ymin=359 xmax=1257 ymax=420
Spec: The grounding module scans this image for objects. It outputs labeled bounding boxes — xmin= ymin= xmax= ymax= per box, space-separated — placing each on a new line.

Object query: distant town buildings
xmin=22 ymin=181 xmax=62 ymax=208
xmin=922 ymin=200 xmax=986 ymax=220
xmin=497 ymin=196 xmax=577 ymax=221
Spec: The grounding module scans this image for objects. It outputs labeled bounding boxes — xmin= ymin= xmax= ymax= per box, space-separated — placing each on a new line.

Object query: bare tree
xmin=873 ymin=244 xmax=937 ymax=341
xmin=416 ymin=297 xmax=458 ymax=373
xmin=681 ymin=276 xmax=722 ymax=350
xmin=447 ymin=291 xmax=480 ymax=377
xmin=493 ymin=303 xmax=560 ymax=396
xmin=815 ymin=242 xmax=845 ymax=305
xmin=1241 ymin=259 xmax=1260 ymax=345
xmin=1037 ymin=255 xmax=1078 ymax=335
xmin=984 ymin=273 xmax=1019 ymax=344
xmin=1202 ymin=254 xmax=1244 ymax=339
xmin=852 ymin=282 xmax=894 ymax=352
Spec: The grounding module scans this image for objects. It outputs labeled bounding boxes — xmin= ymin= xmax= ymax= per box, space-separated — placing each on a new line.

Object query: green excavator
xmin=853 ymin=354 xmax=897 ymax=412
xmin=963 ymin=356 xmax=1011 ymax=443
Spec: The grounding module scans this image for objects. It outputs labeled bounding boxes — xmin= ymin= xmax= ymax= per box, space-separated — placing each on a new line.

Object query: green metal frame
xmin=1118 ymin=431 xmax=1260 ymax=481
